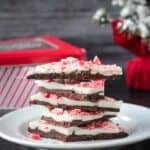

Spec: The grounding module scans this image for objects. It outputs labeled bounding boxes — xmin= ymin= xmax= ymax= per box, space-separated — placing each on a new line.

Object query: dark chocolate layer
xmin=30 ymin=100 xmax=120 ymax=112
xmin=27 ymin=71 xmax=120 ymax=80
xmin=39 ymin=87 xmax=104 ymax=102
xmin=41 ymin=115 xmax=115 ymax=127
xmin=28 ymin=128 xmax=128 ymax=142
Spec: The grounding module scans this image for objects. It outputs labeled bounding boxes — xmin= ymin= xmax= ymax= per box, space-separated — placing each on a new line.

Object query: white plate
xmin=0 ymin=103 xmax=150 ymax=150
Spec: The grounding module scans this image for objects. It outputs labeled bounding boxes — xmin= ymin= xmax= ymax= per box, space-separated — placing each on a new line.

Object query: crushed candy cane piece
xmin=49 ymin=94 xmax=58 ymax=99
xmin=28 ymin=132 xmax=41 ymax=140
xmin=51 ymin=108 xmax=64 ymax=115
xmin=43 ymin=93 xmax=49 ymax=98
xmin=69 ymin=109 xmax=97 ymax=116
xmin=96 ymin=121 xmax=118 ymax=130
xmin=43 ymin=93 xmax=58 ymax=99
xmin=79 ymin=80 xmax=104 ymax=88
xmin=93 ymin=56 xmax=101 ymax=65
xmin=70 ymin=109 xmax=82 ymax=116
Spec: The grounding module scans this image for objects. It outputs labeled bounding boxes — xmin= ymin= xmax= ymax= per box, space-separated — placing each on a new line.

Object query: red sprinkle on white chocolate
xmin=43 ymin=56 xmax=122 ymax=76
xmin=51 ymin=108 xmax=99 ymax=117
xmin=46 ymin=56 xmax=105 ymax=74
xmin=51 ymin=108 xmax=64 ymax=115
xmin=47 ymin=79 xmax=53 ymax=82
xmin=92 ymin=56 xmax=101 ymax=65
xmin=81 ymin=121 xmax=119 ymax=130
xmin=79 ymin=82 xmax=90 ymax=87
xmin=43 ymin=93 xmax=49 ymax=98
xmin=79 ymin=80 xmax=104 ymax=88
xmin=49 ymin=94 xmax=58 ymax=99
xmin=96 ymin=121 xmax=118 ymax=130
xmin=70 ymin=109 xmax=82 ymax=116
xmin=43 ymin=93 xmax=58 ymax=99
xmin=69 ymin=109 xmax=97 ymax=116
xmin=79 ymin=60 xmax=85 ymax=66
xmin=28 ymin=132 xmax=40 ymax=140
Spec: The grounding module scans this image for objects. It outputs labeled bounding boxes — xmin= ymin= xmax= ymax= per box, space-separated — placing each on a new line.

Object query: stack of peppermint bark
xmin=27 ymin=57 xmax=128 ymax=142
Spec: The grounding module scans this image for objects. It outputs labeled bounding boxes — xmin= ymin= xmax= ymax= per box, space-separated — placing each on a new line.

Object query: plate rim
xmin=0 ymin=103 xmax=150 ymax=149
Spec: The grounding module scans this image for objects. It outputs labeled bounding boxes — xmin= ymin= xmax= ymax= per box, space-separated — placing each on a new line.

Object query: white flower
xmin=120 ymin=7 xmax=133 ymax=18
xmin=123 ymin=19 xmax=136 ymax=30
xmin=142 ymin=17 xmax=150 ymax=27
xmin=138 ymin=23 xmax=149 ymax=38
xmin=112 ymin=0 xmax=125 ymax=6
xmin=93 ymin=8 xmax=107 ymax=22
xmin=93 ymin=8 xmax=108 ymax=24
xmin=136 ymin=5 xmax=150 ymax=20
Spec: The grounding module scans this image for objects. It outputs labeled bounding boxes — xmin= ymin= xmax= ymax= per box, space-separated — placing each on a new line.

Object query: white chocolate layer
xmin=29 ymin=120 xmax=121 ymax=135
xmin=42 ymin=108 xmax=118 ymax=122
xmin=35 ymin=80 xmax=104 ymax=95
xmin=31 ymin=92 xmax=122 ymax=109
xmin=27 ymin=57 xmax=122 ymax=77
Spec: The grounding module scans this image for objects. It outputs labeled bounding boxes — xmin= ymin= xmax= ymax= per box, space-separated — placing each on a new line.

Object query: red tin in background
xmin=0 ymin=35 xmax=85 ymax=109
xmin=0 ymin=35 xmax=85 ymax=66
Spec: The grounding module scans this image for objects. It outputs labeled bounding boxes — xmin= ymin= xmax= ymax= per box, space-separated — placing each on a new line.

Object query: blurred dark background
xmin=0 ymin=0 xmax=133 ymax=66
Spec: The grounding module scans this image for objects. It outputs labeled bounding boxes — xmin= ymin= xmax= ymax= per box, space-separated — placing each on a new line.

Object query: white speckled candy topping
xmin=30 ymin=92 xmax=122 ymax=109
xmin=27 ymin=56 xmax=122 ymax=78
xmin=28 ymin=120 xmax=123 ymax=136
xmin=35 ymin=80 xmax=104 ymax=95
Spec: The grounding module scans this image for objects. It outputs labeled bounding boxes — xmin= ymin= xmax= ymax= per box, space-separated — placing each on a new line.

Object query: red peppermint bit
xmin=49 ymin=94 xmax=58 ymax=99
xmin=80 ymin=82 xmax=90 ymax=87
xmin=43 ymin=93 xmax=50 ymax=98
xmin=86 ymin=122 xmax=96 ymax=130
xmin=80 ymin=80 xmax=104 ymax=88
xmin=70 ymin=109 xmax=82 ymax=116
xmin=79 ymin=60 xmax=84 ymax=66
xmin=28 ymin=132 xmax=41 ymax=140
xmin=47 ymin=79 xmax=53 ymax=82
xmin=91 ymin=80 xmax=104 ymax=88
xmin=51 ymin=108 xmax=64 ymax=115
xmin=62 ymin=60 xmax=69 ymax=65
xmin=92 ymin=56 xmax=101 ymax=65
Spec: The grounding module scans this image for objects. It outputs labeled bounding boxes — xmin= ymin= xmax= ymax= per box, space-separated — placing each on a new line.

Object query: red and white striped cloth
xmin=0 ymin=66 xmax=37 ymax=109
